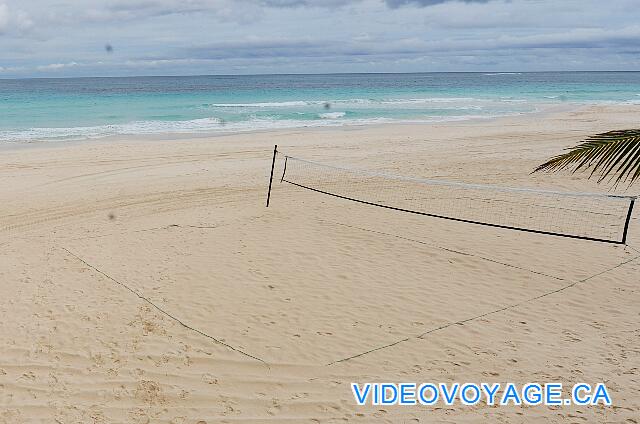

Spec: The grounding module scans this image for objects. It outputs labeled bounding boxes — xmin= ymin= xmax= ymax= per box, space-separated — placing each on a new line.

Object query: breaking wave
xmin=0 ymin=112 xmax=527 ymax=143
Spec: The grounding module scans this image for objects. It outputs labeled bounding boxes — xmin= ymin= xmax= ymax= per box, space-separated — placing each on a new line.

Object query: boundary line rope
xmin=319 ymin=219 xmax=566 ymax=281
xmin=61 ymin=247 xmax=268 ymax=366
xmin=326 ymin=251 xmax=640 ymax=365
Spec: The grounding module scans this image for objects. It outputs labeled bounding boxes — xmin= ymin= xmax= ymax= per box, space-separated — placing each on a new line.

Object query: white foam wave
xmin=378 ymin=97 xmax=477 ymax=104
xmin=588 ymin=99 xmax=640 ymax=105
xmin=205 ymin=101 xmax=309 ymax=108
xmin=0 ymin=118 xmax=225 ymax=142
xmin=543 ymin=95 xmax=569 ymax=101
xmin=201 ymin=97 xmax=507 ymax=109
xmin=483 ymin=72 xmax=523 ymax=76
xmin=319 ymin=112 xmax=346 ymax=119
xmin=0 ymin=112 xmax=527 ymax=143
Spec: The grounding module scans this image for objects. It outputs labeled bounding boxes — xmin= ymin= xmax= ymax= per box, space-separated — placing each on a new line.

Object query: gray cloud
xmin=164 ymin=26 xmax=640 ymax=63
xmin=0 ymin=4 xmax=8 ymax=33
xmin=258 ymin=0 xmax=490 ymax=8
xmin=385 ymin=0 xmax=489 ymax=7
xmin=1 ymin=0 xmax=639 ymax=77
xmin=257 ymin=0 xmax=357 ymax=6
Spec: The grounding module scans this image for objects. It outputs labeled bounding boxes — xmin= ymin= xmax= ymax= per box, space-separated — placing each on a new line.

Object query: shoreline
xmin=0 ymin=101 xmax=585 ymax=152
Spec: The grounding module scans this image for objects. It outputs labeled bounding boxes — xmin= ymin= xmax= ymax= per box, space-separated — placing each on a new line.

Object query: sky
xmin=0 ymin=0 xmax=639 ymax=78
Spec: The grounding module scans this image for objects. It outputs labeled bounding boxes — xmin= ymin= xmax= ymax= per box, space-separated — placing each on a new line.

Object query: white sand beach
xmin=0 ymin=105 xmax=639 ymax=423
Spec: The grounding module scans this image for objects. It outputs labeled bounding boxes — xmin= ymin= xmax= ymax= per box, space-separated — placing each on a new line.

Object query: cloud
xmin=479 ymin=26 xmax=640 ymax=50
xmin=103 ymin=0 xmax=211 ymax=17
xmin=0 ymin=3 xmax=9 ymax=33
xmin=36 ymin=61 xmax=79 ymax=71
xmin=255 ymin=0 xmax=488 ymax=8
xmin=257 ymin=0 xmax=357 ymax=6
xmin=162 ymin=25 xmax=640 ymax=64
xmin=1 ymin=0 xmax=639 ymax=77
xmin=385 ymin=0 xmax=490 ymax=8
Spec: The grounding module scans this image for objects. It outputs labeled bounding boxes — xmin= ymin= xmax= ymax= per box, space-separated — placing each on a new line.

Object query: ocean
xmin=1 ymin=72 xmax=639 ymax=143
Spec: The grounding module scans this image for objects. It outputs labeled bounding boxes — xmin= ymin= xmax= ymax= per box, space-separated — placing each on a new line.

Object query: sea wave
xmin=203 ymin=101 xmax=310 ymax=108
xmin=0 ymin=118 xmax=224 ymax=142
xmin=201 ymin=97 xmax=502 ymax=109
xmin=0 ymin=112 xmax=525 ymax=143
xmin=483 ymin=72 xmax=523 ymax=76
xmin=319 ymin=112 xmax=346 ymax=119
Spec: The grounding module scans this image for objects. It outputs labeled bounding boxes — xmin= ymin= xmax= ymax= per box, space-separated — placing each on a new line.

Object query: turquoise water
xmin=1 ymin=72 xmax=639 ymax=142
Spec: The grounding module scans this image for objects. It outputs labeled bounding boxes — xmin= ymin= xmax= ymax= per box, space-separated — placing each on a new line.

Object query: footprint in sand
xmin=134 ymin=380 xmax=165 ymax=405
xmin=201 ymin=373 xmax=218 ymax=385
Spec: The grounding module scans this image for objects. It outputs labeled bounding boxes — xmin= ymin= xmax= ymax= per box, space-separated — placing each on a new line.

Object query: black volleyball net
xmin=273 ymin=152 xmax=636 ymax=244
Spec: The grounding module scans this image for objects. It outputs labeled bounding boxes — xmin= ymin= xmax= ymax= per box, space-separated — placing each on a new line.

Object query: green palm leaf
xmin=533 ymin=129 xmax=640 ymax=186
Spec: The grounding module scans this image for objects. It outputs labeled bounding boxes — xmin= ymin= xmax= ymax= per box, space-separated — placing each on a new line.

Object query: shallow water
xmin=1 ymin=72 xmax=639 ymax=142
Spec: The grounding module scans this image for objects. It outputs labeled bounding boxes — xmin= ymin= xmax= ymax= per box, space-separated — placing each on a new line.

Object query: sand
xmin=0 ymin=105 xmax=638 ymax=423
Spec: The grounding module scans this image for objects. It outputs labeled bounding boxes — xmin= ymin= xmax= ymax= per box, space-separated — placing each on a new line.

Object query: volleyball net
xmin=269 ymin=149 xmax=636 ymax=244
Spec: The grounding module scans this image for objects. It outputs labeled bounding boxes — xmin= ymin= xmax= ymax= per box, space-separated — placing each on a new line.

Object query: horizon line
xmin=2 ymin=70 xmax=640 ymax=81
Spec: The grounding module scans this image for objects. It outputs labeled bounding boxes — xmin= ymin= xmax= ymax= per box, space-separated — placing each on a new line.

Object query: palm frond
xmin=533 ymin=129 xmax=640 ymax=185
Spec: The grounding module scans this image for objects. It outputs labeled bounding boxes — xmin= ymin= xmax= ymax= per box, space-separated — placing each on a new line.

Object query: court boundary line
xmin=325 ymin=246 xmax=640 ymax=366
xmin=318 ymin=219 xmax=567 ymax=281
xmin=61 ymin=247 xmax=269 ymax=366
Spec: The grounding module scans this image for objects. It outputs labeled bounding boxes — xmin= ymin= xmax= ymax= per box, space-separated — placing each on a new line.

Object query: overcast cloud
xmin=0 ymin=0 xmax=638 ymax=77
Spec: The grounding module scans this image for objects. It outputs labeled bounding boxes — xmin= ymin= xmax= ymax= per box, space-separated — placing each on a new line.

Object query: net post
xmin=266 ymin=144 xmax=278 ymax=207
xmin=280 ymin=156 xmax=288 ymax=183
xmin=621 ymin=198 xmax=635 ymax=244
